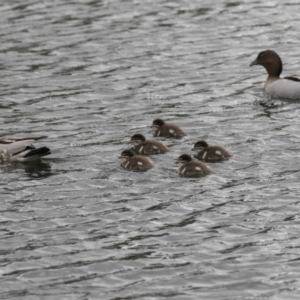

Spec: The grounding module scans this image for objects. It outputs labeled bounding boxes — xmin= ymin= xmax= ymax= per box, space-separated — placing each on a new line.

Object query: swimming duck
xmin=130 ymin=134 xmax=169 ymax=155
xmin=151 ymin=118 xmax=186 ymax=138
xmin=120 ymin=149 xmax=154 ymax=171
xmin=250 ymin=50 xmax=300 ymax=99
xmin=192 ymin=141 xmax=231 ymax=162
xmin=0 ymin=135 xmax=51 ymax=162
xmin=176 ymin=154 xmax=212 ymax=177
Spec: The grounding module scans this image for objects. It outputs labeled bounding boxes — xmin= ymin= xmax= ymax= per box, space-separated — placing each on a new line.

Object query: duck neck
xmin=265 ymin=59 xmax=282 ymax=79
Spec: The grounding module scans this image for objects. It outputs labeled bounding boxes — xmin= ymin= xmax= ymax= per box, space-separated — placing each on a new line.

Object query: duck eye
xmin=259 ymin=53 xmax=265 ymax=59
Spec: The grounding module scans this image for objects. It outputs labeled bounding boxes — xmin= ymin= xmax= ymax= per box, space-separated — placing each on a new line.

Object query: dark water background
xmin=1 ymin=0 xmax=300 ymax=299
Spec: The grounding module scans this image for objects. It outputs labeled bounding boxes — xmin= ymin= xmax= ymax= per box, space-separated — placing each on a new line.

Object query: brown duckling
xmin=176 ymin=154 xmax=212 ymax=177
xmin=151 ymin=118 xmax=186 ymax=138
xmin=192 ymin=141 xmax=231 ymax=162
xmin=130 ymin=134 xmax=169 ymax=155
xmin=120 ymin=149 xmax=154 ymax=171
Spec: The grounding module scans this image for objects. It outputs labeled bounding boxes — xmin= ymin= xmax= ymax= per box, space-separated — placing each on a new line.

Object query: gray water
xmin=1 ymin=0 xmax=300 ymax=299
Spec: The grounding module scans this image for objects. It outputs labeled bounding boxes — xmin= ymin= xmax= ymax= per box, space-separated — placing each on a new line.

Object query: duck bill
xmin=250 ymin=59 xmax=259 ymax=67
xmin=175 ymin=159 xmax=183 ymax=165
xmin=130 ymin=141 xmax=138 ymax=147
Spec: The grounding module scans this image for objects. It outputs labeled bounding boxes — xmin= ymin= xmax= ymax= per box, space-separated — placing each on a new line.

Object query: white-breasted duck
xmin=120 ymin=149 xmax=154 ymax=171
xmin=192 ymin=141 xmax=231 ymax=163
xmin=151 ymin=118 xmax=186 ymax=138
xmin=176 ymin=154 xmax=212 ymax=177
xmin=250 ymin=50 xmax=300 ymax=99
xmin=130 ymin=134 xmax=169 ymax=155
xmin=0 ymin=135 xmax=51 ymax=162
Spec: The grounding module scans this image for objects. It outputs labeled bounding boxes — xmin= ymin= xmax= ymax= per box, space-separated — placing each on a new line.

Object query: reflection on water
xmin=1 ymin=0 xmax=300 ymax=299
xmin=2 ymin=159 xmax=51 ymax=174
xmin=22 ymin=160 xmax=52 ymax=178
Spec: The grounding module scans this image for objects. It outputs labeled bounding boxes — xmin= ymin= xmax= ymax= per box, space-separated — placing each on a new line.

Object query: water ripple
xmin=1 ymin=0 xmax=300 ymax=299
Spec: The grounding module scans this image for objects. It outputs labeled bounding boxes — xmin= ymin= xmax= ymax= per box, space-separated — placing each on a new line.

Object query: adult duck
xmin=0 ymin=135 xmax=51 ymax=162
xmin=250 ymin=50 xmax=300 ymax=99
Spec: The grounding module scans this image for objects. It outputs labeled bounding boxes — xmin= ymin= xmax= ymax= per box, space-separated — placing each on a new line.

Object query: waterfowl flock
xmin=118 ymin=49 xmax=300 ymax=177
xmin=1 ymin=49 xmax=299 ymax=179
xmin=119 ymin=118 xmax=231 ymax=177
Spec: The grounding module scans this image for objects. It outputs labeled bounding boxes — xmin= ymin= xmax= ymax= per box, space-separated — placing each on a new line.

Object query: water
xmin=1 ymin=0 xmax=300 ymax=299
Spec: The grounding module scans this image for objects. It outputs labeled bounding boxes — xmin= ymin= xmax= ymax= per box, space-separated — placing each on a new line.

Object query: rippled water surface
xmin=1 ymin=0 xmax=300 ymax=299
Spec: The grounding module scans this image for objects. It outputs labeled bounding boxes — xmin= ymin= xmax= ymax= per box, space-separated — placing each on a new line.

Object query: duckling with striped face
xmin=151 ymin=118 xmax=186 ymax=138
xmin=192 ymin=141 xmax=231 ymax=162
xmin=176 ymin=154 xmax=212 ymax=177
xmin=120 ymin=149 xmax=154 ymax=171
xmin=130 ymin=134 xmax=169 ymax=155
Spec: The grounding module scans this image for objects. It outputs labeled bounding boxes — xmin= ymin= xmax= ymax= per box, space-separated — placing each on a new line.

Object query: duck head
xmin=250 ymin=50 xmax=283 ymax=78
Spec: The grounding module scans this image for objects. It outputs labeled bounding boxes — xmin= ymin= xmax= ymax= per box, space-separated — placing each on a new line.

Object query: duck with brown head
xmin=250 ymin=50 xmax=300 ymax=99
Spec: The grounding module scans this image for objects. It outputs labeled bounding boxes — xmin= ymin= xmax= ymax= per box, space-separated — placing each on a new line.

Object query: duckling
xmin=250 ymin=49 xmax=300 ymax=99
xmin=130 ymin=134 xmax=169 ymax=155
xmin=0 ymin=135 xmax=51 ymax=162
xmin=151 ymin=118 xmax=186 ymax=138
xmin=176 ymin=154 xmax=212 ymax=177
xmin=192 ymin=141 xmax=231 ymax=162
xmin=120 ymin=149 xmax=154 ymax=171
